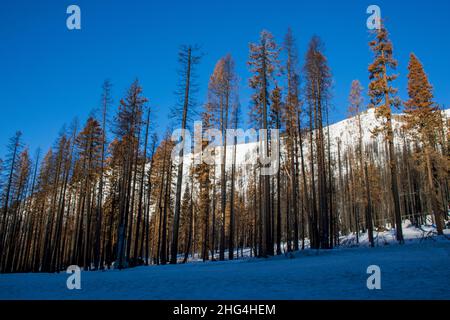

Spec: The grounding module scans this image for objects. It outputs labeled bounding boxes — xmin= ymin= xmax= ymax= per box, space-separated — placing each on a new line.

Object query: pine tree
xmin=94 ymin=80 xmax=112 ymax=270
xmin=2 ymin=148 xmax=31 ymax=272
xmin=270 ymin=86 xmax=283 ymax=254
xmin=133 ymin=106 xmax=151 ymax=263
xmin=194 ymin=113 xmax=212 ymax=261
xmin=368 ymin=24 xmax=404 ymax=243
xmin=404 ymin=53 xmax=446 ymax=235
xmin=114 ymin=80 xmax=147 ymax=268
xmin=50 ymin=123 xmax=77 ymax=272
xmin=228 ymin=100 xmax=239 ymax=260
xmin=144 ymin=133 xmax=158 ymax=264
xmin=0 ymin=132 xmax=23 ymax=269
xmin=348 ymin=80 xmax=374 ymax=247
xmin=207 ymin=54 xmax=237 ymax=260
xmin=304 ymin=36 xmax=332 ymax=249
xmin=171 ymin=45 xmax=201 ymax=264
xmin=151 ymin=134 xmax=174 ymax=265
xmin=283 ymin=27 xmax=302 ymax=252
xmin=16 ymin=148 xmax=40 ymax=272
xmin=248 ymin=30 xmax=280 ymax=256
xmin=74 ymin=118 xmax=103 ymax=270
xmin=40 ymin=132 xmax=69 ymax=272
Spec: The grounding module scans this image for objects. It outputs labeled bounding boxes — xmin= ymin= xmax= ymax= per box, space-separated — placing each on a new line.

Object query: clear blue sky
xmin=1 ymin=0 xmax=449 ymax=159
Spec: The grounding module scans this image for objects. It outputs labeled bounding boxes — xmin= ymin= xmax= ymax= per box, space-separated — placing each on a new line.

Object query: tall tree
xmin=133 ymin=106 xmax=151 ymax=263
xmin=94 ymin=79 xmax=112 ymax=270
xmin=114 ymin=80 xmax=147 ymax=268
xmin=403 ymin=53 xmax=446 ymax=235
xmin=228 ymin=99 xmax=240 ymax=260
xmin=194 ymin=112 xmax=212 ymax=261
xmin=0 ymin=132 xmax=23 ymax=264
xmin=304 ymin=36 xmax=332 ymax=249
xmin=348 ymin=80 xmax=374 ymax=247
xmin=75 ymin=118 xmax=103 ymax=270
xmin=368 ymin=24 xmax=404 ymax=243
xmin=1 ymin=148 xmax=31 ymax=272
xmin=283 ymin=27 xmax=302 ymax=252
xmin=248 ymin=30 xmax=280 ymax=256
xmin=207 ymin=54 xmax=238 ymax=260
xmin=170 ymin=45 xmax=201 ymax=264
xmin=142 ymin=132 xmax=157 ymax=264
xmin=270 ymin=86 xmax=283 ymax=254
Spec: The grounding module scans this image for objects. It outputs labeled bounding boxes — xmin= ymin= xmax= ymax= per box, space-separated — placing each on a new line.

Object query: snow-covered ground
xmin=1 ymin=228 xmax=449 ymax=300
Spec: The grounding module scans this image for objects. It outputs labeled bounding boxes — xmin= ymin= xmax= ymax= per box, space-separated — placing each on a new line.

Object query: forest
xmin=0 ymin=22 xmax=448 ymax=273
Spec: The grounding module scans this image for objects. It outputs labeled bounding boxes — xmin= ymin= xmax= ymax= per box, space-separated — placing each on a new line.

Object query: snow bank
xmin=1 ymin=234 xmax=449 ymax=300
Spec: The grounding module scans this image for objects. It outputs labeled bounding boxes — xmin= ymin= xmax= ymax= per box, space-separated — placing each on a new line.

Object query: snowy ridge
xmin=176 ymin=108 xmax=449 ymax=186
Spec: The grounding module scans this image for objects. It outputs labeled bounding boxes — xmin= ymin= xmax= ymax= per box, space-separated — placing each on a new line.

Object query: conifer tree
xmin=0 ymin=132 xmax=23 ymax=269
xmin=348 ymin=80 xmax=374 ymax=247
xmin=171 ymin=45 xmax=201 ymax=264
xmin=404 ymin=53 xmax=446 ymax=234
xmin=94 ymin=80 xmax=112 ymax=270
xmin=248 ymin=30 xmax=280 ymax=256
xmin=114 ymin=80 xmax=147 ymax=268
xmin=193 ymin=113 xmax=212 ymax=262
xmin=207 ymin=54 xmax=237 ymax=260
xmin=2 ymin=149 xmax=31 ymax=272
xmin=283 ymin=27 xmax=302 ymax=252
xmin=74 ymin=118 xmax=103 ymax=270
xmin=270 ymin=86 xmax=283 ymax=254
xmin=304 ymin=36 xmax=332 ymax=249
xmin=368 ymin=24 xmax=404 ymax=243
xmin=228 ymin=99 xmax=240 ymax=260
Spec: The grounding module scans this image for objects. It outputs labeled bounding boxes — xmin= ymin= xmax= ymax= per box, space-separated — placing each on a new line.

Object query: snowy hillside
xmin=177 ymin=108 xmax=450 ymax=186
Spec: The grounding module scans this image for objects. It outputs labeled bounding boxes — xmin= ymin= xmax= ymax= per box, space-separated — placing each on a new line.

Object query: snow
xmin=1 ymin=231 xmax=449 ymax=300
xmin=338 ymin=218 xmax=448 ymax=247
xmin=176 ymin=108 xmax=450 ymax=186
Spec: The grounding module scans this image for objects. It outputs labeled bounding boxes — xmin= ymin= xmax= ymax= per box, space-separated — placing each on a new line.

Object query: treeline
xmin=0 ymin=23 xmax=448 ymax=273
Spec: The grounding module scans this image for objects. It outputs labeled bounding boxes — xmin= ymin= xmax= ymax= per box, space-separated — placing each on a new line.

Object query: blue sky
xmin=1 ymin=0 xmax=449 ymax=159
